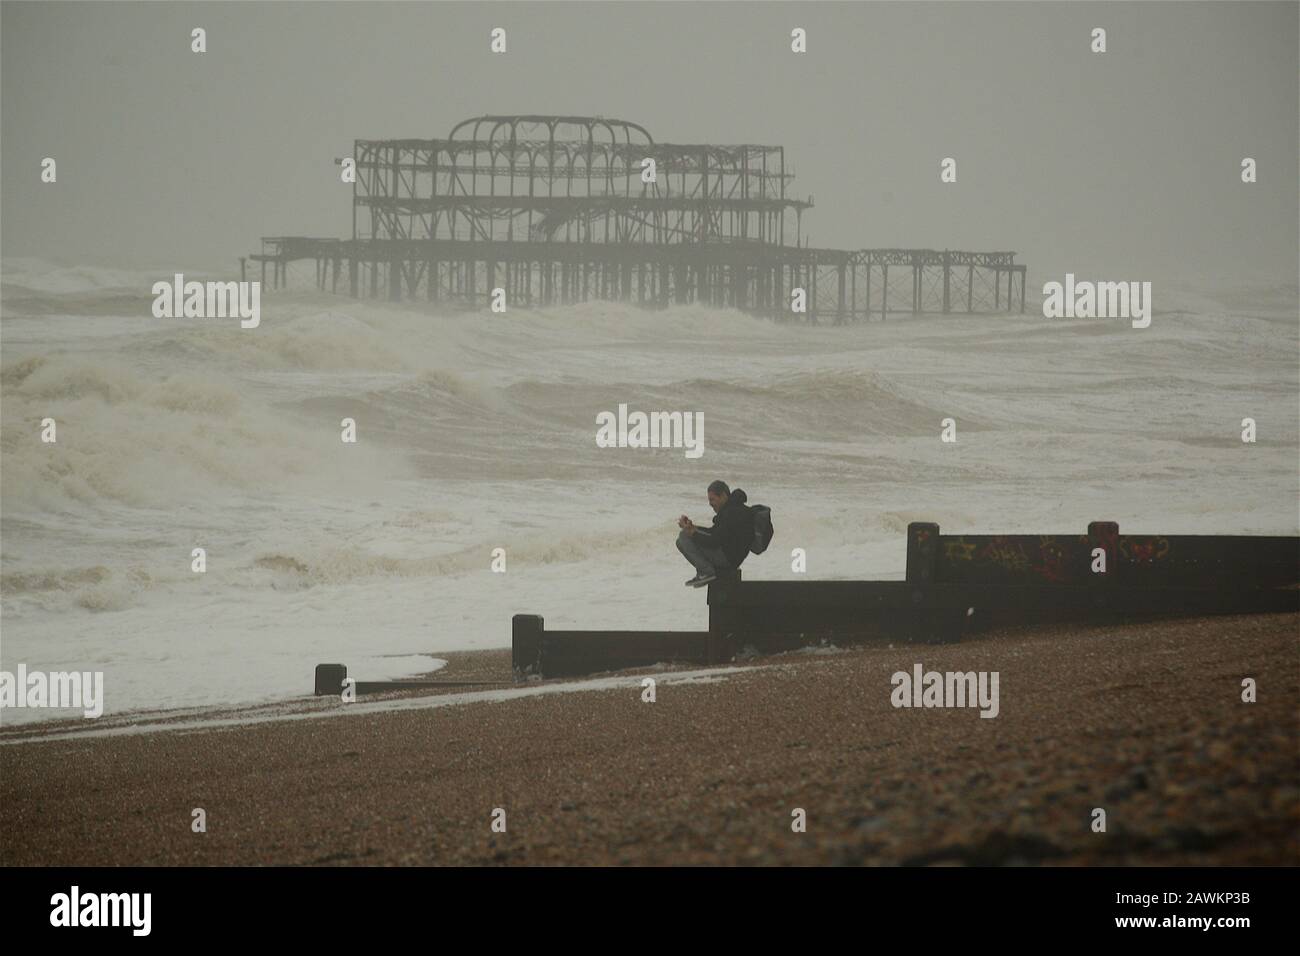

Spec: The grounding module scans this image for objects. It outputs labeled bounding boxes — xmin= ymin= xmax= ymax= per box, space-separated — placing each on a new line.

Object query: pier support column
xmin=836 ymin=264 xmax=846 ymax=325
xmin=809 ymin=264 xmax=817 ymax=324
xmin=942 ymin=250 xmax=951 ymax=314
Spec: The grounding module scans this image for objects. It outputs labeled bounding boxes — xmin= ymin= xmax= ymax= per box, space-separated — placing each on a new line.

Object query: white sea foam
xmin=0 ymin=665 xmax=761 ymax=745
xmin=2 ymin=257 xmax=1296 ymax=723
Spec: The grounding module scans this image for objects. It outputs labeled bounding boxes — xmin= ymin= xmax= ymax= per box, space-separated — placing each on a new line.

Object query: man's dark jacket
xmin=695 ymin=489 xmax=754 ymax=568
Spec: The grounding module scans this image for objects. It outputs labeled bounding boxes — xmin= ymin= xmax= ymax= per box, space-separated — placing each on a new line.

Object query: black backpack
xmin=749 ymin=504 xmax=774 ymax=554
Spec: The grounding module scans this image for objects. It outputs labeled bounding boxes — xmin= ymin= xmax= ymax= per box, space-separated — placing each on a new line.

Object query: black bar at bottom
xmin=2 ymin=866 xmax=1288 ymax=941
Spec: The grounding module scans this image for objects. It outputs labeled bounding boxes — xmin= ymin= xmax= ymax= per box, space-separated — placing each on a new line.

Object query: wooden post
xmin=1086 ymin=520 xmax=1120 ymax=617
xmin=1087 ymin=521 xmax=1120 ymax=586
xmin=314 ymin=663 xmax=348 ymax=697
xmin=905 ymin=522 xmax=941 ymax=586
xmin=512 ymin=614 xmax=544 ymax=678
xmin=706 ymin=571 xmax=743 ymax=663
xmin=905 ymin=521 xmax=953 ymax=643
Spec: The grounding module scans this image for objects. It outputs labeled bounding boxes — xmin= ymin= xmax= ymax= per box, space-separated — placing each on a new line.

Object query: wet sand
xmin=1 ymin=614 xmax=1296 ymax=866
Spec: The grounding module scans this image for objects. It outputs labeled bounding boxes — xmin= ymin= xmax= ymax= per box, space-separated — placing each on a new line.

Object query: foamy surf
xmin=2 ymin=258 xmax=1296 ymax=723
xmin=0 ymin=664 xmax=763 ymax=745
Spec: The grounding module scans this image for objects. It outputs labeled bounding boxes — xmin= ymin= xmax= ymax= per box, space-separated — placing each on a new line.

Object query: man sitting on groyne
xmin=676 ymin=480 xmax=754 ymax=587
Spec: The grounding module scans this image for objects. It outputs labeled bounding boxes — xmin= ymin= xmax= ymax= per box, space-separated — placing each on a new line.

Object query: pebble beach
xmin=1 ymin=613 xmax=1295 ymax=866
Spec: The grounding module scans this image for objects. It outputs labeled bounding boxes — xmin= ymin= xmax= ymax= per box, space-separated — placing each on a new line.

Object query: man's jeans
xmin=676 ymin=529 xmax=732 ymax=577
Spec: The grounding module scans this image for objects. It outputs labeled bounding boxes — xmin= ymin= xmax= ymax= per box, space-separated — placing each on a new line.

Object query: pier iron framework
xmin=246 ymin=115 xmax=1027 ymax=322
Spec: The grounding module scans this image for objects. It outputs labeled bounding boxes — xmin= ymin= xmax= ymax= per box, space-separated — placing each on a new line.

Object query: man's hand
xmin=678 ymin=515 xmax=696 ymax=535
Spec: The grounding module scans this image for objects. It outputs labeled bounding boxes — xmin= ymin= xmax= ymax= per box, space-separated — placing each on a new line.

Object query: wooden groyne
xmin=312 ymin=663 xmax=509 ymax=697
xmin=513 ymin=521 xmax=1299 ymax=679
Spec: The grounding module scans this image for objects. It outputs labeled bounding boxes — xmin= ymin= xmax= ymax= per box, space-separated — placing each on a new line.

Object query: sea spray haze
xmin=1 ymin=259 xmax=1297 ymax=722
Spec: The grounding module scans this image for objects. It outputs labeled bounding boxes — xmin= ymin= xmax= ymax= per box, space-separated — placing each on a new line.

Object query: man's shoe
xmin=686 ymin=573 xmax=717 ymax=588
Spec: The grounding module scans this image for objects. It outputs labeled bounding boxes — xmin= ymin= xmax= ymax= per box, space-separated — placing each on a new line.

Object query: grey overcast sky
xmin=2 ymin=1 xmax=1296 ymax=286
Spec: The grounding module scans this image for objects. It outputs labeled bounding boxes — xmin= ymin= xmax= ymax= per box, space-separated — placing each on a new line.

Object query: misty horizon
xmin=2 ymin=1 xmax=1297 ymax=288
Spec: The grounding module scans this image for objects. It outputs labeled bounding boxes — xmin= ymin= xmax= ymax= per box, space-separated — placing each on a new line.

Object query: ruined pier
xmin=248 ymin=115 xmax=1029 ymax=322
